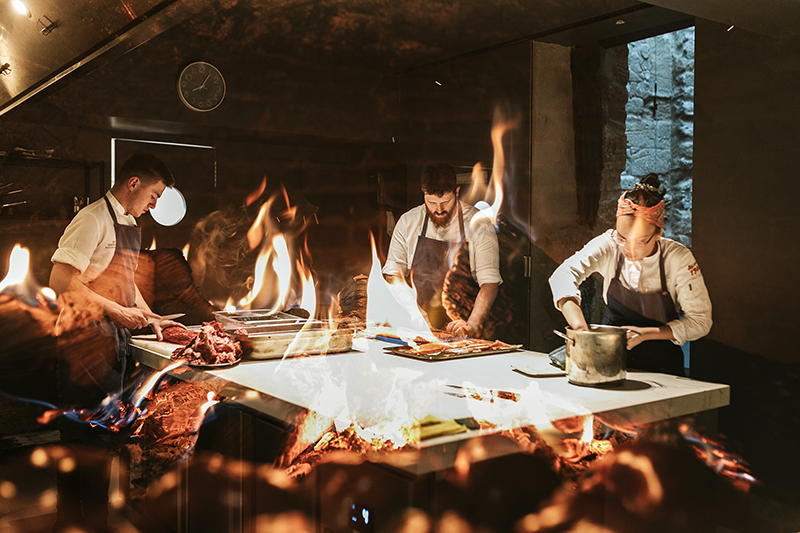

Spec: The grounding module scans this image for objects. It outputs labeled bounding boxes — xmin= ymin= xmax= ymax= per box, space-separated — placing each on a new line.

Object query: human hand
xmin=150 ymin=320 xmax=187 ymax=342
xmin=446 ymin=319 xmax=475 ymax=338
xmin=624 ymin=326 xmax=648 ymax=350
xmin=109 ymin=305 xmax=159 ymax=330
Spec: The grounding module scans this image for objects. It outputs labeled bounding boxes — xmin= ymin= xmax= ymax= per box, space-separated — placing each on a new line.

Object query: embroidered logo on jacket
xmin=687 ymin=262 xmax=700 ymax=276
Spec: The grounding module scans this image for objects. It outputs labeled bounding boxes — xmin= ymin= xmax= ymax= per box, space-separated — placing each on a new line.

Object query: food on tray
xmin=403 ymin=338 xmax=518 ymax=357
xmin=171 ymin=321 xmax=242 ymax=366
xmin=161 ymin=326 xmax=198 ymax=346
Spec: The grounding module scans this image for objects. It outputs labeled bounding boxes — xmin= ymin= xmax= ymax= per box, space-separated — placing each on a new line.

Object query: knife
xmin=147 ymin=313 xmax=185 ymax=325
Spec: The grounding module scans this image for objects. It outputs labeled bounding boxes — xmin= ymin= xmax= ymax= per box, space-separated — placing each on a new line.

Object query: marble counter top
xmin=130 ymin=336 xmax=729 ymax=475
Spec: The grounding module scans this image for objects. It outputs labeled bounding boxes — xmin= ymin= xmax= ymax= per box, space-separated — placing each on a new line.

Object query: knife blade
xmin=147 ymin=313 xmax=185 ymax=325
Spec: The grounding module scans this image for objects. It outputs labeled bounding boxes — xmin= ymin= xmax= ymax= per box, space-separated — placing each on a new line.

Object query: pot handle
xmin=553 ymin=329 xmax=575 ymax=345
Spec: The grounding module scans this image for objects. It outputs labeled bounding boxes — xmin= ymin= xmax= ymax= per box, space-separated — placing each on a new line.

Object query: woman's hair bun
xmin=625 ymin=173 xmax=664 ymax=207
xmin=641 ymin=173 xmax=662 ymax=191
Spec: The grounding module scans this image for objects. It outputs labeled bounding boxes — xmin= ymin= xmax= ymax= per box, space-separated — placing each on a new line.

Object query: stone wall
xmin=623 ymin=27 xmax=694 ymax=247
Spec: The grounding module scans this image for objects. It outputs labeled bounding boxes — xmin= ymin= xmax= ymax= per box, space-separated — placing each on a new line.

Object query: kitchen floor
xmin=0 ymin=450 xmax=139 ymax=533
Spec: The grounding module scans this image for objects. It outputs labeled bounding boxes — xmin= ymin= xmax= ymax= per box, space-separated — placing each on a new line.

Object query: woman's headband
xmin=616 ymin=192 xmax=665 ymax=229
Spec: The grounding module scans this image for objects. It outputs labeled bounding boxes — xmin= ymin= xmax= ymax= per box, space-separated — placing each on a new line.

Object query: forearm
xmin=467 ymin=283 xmax=499 ymax=330
xmin=557 ymin=297 xmax=589 ymax=331
xmin=631 ymin=325 xmax=675 ymax=342
xmin=50 ymin=262 xmax=119 ymax=315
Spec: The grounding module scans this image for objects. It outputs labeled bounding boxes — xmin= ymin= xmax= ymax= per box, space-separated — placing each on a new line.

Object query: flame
xmin=148 ymin=236 xmax=156 ymax=250
xmin=192 ymin=392 xmax=219 ymax=433
xmin=247 ymin=196 xmax=272 ymax=251
xmin=270 ymin=235 xmax=292 ymax=313
xmin=224 ymin=298 xmax=236 ymax=313
xmin=181 ymin=243 xmax=190 ymax=260
xmin=239 ymin=187 xmax=315 ymax=315
xmin=130 ymin=360 xmax=185 ymax=408
xmin=298 ymin=261 xmax=316 ymax=319
xmin=469 ymin=112 xmax=517 ymax=228
xmin=365 ymin=233 xmax=434 ymax=342
xmin=580 ymin=414 xmax=594 ymax=444
xmin=246 ymin=176 xmax=267 ymax=207
xmin=1 ymin=244 xmax=57 ymax=308
xmin=0 ymin=244 xmax=29 ymax=291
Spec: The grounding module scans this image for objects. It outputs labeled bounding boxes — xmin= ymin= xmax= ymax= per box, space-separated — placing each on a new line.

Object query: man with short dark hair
xmin=383 ymin=163 xmax=501 ymax=337
xmin=49 ymin=153 xmax=184 ymax=532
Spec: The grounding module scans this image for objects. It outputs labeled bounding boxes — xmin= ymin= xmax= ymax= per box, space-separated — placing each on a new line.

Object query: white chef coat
xmin=51 ymin=191 xmax=138 ymax=283
xmin=383 ymin=202 xmax=502 ymax=287
xmin=548 ymin=229 xmax=712 ymax=345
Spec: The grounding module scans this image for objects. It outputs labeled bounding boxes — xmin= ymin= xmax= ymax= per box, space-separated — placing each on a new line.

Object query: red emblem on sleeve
xmin=688 ymin=263 xmax=700 ymax=276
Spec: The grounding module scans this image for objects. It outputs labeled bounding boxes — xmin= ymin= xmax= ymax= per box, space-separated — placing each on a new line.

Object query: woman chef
xmin=548 ymin=174 xmax=712 ymax=376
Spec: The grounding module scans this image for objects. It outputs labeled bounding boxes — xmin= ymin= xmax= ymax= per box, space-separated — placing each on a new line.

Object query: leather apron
xmin=58 ymin=195 xmax=141 ymax=422
xmin=602 ymin=245 xmax=684 ymax=376
xmin=409 ymin=203 xmax=473 ymax=330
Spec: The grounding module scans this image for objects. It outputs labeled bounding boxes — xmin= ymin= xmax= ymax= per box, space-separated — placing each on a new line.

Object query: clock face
xmin=178 ymin=61 xmax=226 ymax=112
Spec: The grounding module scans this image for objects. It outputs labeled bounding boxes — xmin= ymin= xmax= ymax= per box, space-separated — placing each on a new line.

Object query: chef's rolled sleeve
xmin=50 ymin=213 xmax=103 ymax=275
xmin=469 ymin=218 xmax=502 ymax=286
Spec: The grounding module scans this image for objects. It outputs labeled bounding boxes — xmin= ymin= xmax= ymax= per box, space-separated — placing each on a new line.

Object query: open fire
xmin=0 ymin=106 xmax=755 ymax=533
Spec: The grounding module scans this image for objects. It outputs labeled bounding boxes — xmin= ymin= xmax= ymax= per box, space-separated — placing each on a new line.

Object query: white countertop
xmin=131 ymin=336 xmax=729 ymax=434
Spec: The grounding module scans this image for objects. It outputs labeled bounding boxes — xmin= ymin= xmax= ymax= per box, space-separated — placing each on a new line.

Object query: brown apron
xmin=602 ymin=246 xmax=684 ymax=376
xmin=58 ymin=195 xmax=141 ymax=417
xmin=54 ymin=196 xmax=141 ymax=533
xmin=409 ymin=203 xmax=475 ymax=330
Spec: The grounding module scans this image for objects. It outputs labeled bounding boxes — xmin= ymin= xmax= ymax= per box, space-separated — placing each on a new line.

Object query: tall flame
xmin=298 ymin=260 xmax=316 ymax=320
xmin=365 ymin=233 xmax=434 ymax=341
xmin=470 ymin=111 xmax=517 ymax=228
xmin=236 ymin=186 xmax=316 ymax=315
xmin=0 ymin=244 xmax=56 ymax=308
xmin=0 ymin=244 xmax=29 ymax=291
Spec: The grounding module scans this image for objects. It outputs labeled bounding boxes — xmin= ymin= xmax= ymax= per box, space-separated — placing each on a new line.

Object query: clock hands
xmin=191 ymin=74 xmax=211 ymax=92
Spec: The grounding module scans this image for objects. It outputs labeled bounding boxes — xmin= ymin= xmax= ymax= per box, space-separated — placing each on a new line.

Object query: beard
xmin=427 ymin=205 xmax=455 ymax=228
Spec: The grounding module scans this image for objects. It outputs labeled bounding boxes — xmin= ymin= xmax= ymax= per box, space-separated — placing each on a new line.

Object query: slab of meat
xmin=161 ymin=326 xmax=198 ymax=346
xmin=171 ymin=321 xmax=241 ymax=366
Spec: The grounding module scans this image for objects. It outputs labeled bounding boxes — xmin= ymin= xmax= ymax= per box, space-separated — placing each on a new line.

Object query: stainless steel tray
xmin=228 ymin=323 xmax=353 ymax=360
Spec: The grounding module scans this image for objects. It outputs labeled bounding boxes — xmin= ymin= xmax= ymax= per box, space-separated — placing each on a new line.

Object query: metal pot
xmin=554 ymin=325 xmax=627 ymax=386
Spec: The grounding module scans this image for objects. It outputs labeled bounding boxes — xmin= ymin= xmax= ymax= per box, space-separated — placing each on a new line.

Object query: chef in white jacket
xmin=549 ymin=174 xmax=712 ymax=376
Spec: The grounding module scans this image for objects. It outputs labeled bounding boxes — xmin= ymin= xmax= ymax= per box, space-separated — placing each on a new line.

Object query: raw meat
xmin=171 ymin=321 xmax=241 ymax=366
xmin=162 ymin=326 xmax=198 ymax=346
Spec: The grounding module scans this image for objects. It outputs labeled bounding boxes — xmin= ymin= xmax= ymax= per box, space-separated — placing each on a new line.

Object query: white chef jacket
xmin=548 ymin=229 xmax=712 ymax=345
xmin=383 ymin=202 xmax=502 ymax=287
xmin=51 ymin=191 xmax=138 ymax=283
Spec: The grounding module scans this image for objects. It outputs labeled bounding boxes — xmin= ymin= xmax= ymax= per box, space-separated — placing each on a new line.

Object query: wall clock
xmin=177 ymin=61 xmax=226 ymax=112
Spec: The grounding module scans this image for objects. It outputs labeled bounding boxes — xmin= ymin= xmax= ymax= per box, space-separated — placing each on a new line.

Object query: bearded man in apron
xmin=383 ymin=163 xmax=502 ymax=338
xmin=49 ymin=154 xmax=185 ymax=532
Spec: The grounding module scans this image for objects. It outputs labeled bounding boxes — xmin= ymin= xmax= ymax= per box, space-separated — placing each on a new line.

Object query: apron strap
xmin=457 ymin=201 xmax=466 ymax=243
xmin=103 ymin=195 xmax=120 ymax=226
xmin=420 ymin=212 xmax=430 ymax=237
xmin=657 ymin=242 xmax=669 ymax=294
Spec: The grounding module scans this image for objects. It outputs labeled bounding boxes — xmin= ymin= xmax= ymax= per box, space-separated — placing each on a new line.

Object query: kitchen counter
xmin=130 ymin=335 xmax=729 ymax=475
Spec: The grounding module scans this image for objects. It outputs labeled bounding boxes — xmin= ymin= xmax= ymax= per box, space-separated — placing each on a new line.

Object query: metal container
xmin=555 ymin=325 xmax=627 ymax=386
xmin=214 ymin=309 xmax=353 ymax=359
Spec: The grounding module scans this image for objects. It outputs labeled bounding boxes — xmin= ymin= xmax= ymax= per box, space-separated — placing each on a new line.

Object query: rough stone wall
xmin=623 ymin=27 xmax=695 ymax=247
xmin=595 ymin=44 xmax=631 ymax=236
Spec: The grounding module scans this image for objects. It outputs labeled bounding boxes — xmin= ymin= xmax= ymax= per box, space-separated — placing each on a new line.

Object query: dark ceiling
xmin=170 ymin=0 xmax=649 ymax=71
xmin=1 ymin=0 xmax=798 ymax=115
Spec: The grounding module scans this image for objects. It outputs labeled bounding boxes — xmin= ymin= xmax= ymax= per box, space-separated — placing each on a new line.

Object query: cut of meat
xmin=162 ymin=326 xmax=198 ymax=346
xmin=171 ymin=321 xmax=241 ymax=366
